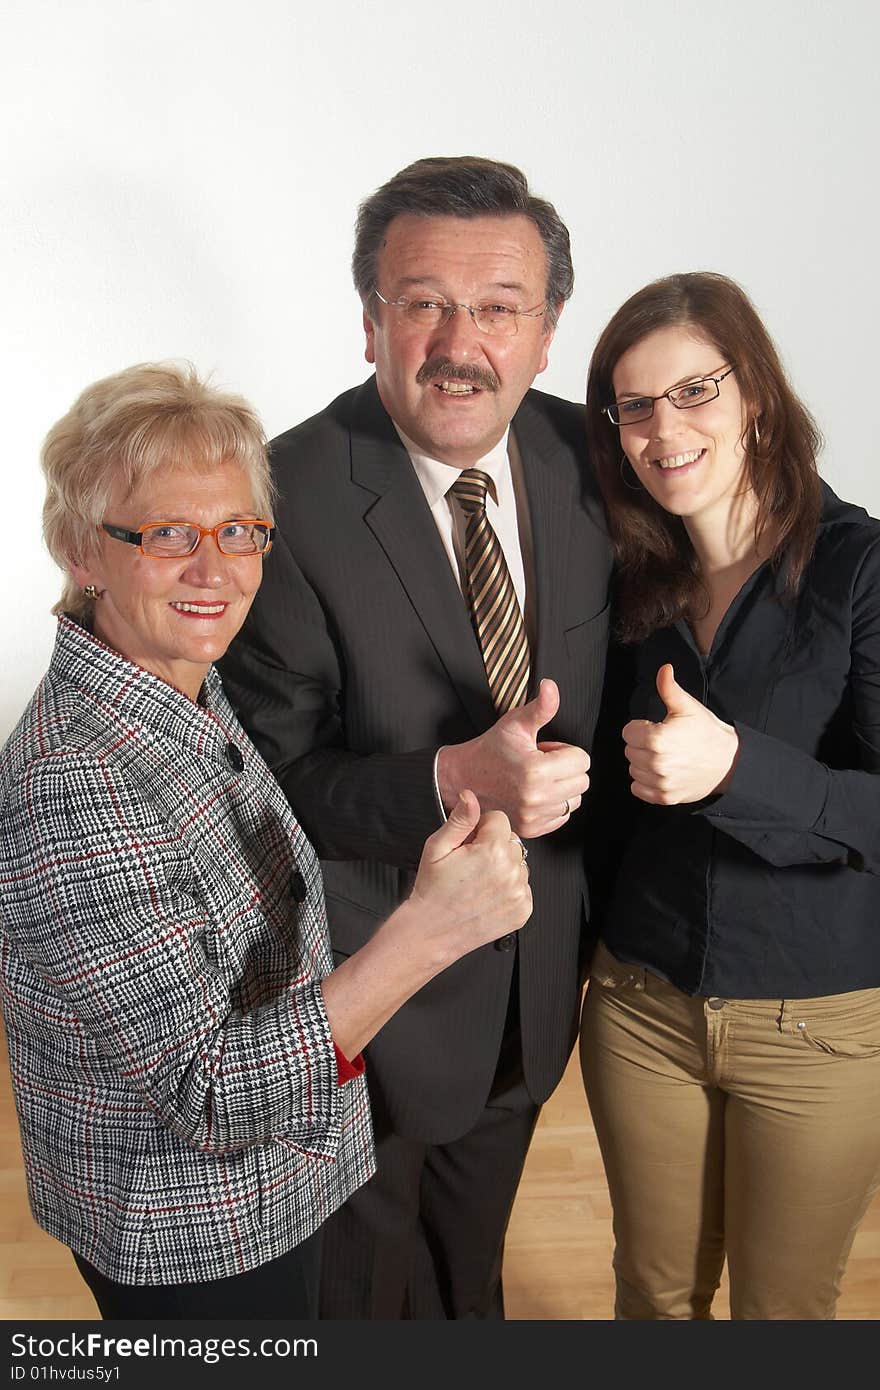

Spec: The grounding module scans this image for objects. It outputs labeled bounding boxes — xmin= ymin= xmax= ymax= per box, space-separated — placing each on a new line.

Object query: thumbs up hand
xmin=411 ymin=792 xmax=533 ymax=954
xmin=436 ymin=677 xmax=590 ymax=839
xmin=622 ymin=664 xmax=740 ymax=805
xmin=496 ymin=675 xmax=562 ymax=753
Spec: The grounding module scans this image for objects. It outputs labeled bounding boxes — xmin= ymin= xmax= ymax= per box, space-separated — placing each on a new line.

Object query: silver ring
xmin=563 ymin=798 xmax=571 ymax=816
xmin=512 ymin=836 xmax=528 ymax=862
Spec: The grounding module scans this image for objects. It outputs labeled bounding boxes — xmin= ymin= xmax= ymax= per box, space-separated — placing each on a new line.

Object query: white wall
xmin=2 ymin=0 xmax=878 ymax=739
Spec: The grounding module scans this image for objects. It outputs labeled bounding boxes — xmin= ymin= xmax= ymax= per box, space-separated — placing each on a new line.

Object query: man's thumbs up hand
xmin=436 ymin=678 xmax=590 ymax=839
xmin=622 ymin=664 xmax=740 ymax=805
xmin=500 ymin=677 xmax=561 ymax=749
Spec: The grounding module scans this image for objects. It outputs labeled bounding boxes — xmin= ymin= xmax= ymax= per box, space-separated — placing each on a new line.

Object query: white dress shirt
xmin=395 ymin=425 xmax=536 ymax=649
xmin=394 ymin=424 xmax=536 ymax=816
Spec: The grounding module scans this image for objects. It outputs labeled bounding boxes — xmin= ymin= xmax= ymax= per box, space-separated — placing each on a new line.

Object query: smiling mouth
xmin=170 ymin=601 xmax=229 ymax=615
xmin=435 ymin=381 xmax=479 ymax=396
xmin=416 ymin=357 xmax=500 ymax=394
xmin=652 ymin=448 xmax=706 ymax=471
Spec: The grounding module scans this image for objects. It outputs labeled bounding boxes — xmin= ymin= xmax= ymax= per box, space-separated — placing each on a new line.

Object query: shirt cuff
xmin=432 ymin=747 xmax=448 ymax=822
xmin=705 ymin=722 xmax=829 ymax=829
xmin=333 ymin=1042 xmax=365 ymax=1086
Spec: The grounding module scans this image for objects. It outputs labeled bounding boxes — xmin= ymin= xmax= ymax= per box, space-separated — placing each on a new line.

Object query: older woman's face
xmin=74 ymin=461 xmax=266 ymax=699
xmin=613 ymin=325 xmax=749 ymax=530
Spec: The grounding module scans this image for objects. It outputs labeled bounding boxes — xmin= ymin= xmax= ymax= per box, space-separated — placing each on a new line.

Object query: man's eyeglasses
xmin=102 ymin=520 xmax=276 ymax=558
xmin=373 ymin=289 xmax=547 ymax=337
xmin=604 ymin=366 xmax=736 ymax=426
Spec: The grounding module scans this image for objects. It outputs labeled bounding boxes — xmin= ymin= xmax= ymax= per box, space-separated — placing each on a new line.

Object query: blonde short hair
xmin=41 ymin=361 xmax=273 ymax=620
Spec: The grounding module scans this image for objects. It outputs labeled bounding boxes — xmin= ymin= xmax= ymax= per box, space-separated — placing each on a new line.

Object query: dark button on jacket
xmin=225 ymin=742 xmax=244 ymax=772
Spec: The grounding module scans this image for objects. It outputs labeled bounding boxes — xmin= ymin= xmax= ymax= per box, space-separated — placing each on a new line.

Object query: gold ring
xmin=563 ymin=798 xmax=571 ymax=816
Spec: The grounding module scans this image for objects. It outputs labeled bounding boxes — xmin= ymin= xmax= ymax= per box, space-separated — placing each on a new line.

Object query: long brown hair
xmin=586 ymin=272 xmax=822 ymax=642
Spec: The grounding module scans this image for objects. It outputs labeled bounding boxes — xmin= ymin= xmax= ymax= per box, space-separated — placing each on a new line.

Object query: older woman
xmin=0 ymin=362 xmax=531 ymax=1320
xmin=579 ymin=273 xmax=880 ymax=1319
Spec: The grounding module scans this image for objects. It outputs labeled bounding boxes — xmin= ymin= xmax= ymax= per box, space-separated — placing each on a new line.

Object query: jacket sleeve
xmin=0 ymin=752 xmax=349 ymax=1156
xmin=218 ymin=527 xmax=444 ymax=869
xmin=701 ymin=537 xmax=880 ymax=872
xmin=583 ymin=639 xmax=638 ymax=924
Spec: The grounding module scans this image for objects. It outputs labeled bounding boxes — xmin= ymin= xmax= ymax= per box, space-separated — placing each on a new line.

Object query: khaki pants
xmin=579 ymin=940 xmax=880 ymax=1319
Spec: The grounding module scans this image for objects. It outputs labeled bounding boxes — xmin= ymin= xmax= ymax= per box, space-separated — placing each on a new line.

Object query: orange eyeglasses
xmin=102 ymin=520 xmax=276 ymax=558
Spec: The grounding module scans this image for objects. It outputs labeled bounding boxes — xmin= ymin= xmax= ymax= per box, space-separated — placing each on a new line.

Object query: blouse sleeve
xmin=701 ymin=536 xmax=880 ymax=872
xmin=0 ymin=750 xmax=349 ymax=1158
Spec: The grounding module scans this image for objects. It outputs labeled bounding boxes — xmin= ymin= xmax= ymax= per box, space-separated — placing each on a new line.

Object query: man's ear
xmin=536 ymin=300 xmax=564 ymax=376
xmin=363 ymin=306 xmax=376 ymax=365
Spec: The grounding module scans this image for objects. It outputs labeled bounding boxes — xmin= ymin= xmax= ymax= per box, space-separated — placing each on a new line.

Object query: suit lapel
xmin=512 ymin=392 xmax=575 ymax=693
xmin=348 ymin=379 xmax=496 ymax=732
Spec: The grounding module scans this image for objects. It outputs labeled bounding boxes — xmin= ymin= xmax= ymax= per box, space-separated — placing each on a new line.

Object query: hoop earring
xmin=83 ymin=584 xmax=101 ymax=601
xmin=619 ymin=453 xmax=642 ymax=491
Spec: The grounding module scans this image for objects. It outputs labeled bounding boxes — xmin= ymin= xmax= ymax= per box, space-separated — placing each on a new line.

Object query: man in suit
xmin=219 ymin=155 xmax=612 ymax=1319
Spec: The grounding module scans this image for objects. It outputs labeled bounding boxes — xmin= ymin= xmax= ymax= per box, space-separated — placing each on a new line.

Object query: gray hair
xmin=353 ymin=155 xmax=574 ymax=327
xmin=41 ymin=361 xmax=273 ymax=620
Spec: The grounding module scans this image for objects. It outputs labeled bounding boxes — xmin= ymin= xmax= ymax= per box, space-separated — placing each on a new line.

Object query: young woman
xmin=580 ymin=272 xmax=880 ymax=1319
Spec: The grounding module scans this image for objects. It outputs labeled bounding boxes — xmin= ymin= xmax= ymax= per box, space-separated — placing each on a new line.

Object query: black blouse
xmin=593 ymin=483 xmax=880 ymax=998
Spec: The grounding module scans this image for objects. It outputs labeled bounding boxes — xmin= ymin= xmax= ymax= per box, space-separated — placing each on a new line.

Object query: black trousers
xmin=73 ymin=1227 xmax=323 ymax=1320
xmin=319 ymin=966 xmax=540 ymax=1320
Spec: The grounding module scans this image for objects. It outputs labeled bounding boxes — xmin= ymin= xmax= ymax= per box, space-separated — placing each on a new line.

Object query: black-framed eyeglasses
xmin=102 ymin=519 xmax=276 ymax=558
xmin=604 ymin=366 xmax=736 ymax=426
xmin=373 ymin=289 xmax=547 ymax=337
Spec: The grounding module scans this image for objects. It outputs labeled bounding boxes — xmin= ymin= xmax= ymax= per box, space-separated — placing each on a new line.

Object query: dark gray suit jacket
xmin=219 ymin=377 xmax=612 ymax=1142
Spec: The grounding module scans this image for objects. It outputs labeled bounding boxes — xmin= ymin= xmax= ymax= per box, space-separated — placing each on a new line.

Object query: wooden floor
xmin=1 ymin=1032 xmax=878 ymax=1320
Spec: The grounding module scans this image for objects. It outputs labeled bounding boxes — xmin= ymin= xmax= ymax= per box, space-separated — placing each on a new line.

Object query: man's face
xmin=364 ymin=213 xmax=558 ymax=467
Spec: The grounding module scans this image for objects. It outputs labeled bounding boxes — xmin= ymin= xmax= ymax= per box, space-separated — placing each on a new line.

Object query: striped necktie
xmin=451 ymin=468 xmax=530 ymax=713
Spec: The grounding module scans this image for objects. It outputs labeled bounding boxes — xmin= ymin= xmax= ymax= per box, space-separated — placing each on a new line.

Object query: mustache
xmin=416 ymin=358 xmax=500 ymax=393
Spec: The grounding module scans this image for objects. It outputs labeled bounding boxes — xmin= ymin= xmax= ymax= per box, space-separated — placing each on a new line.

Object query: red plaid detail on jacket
xmin=0 ymin=618 xmax=374 ymax=1284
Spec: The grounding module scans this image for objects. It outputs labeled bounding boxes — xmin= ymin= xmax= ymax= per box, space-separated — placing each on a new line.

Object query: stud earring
xmin=83 ymin=584 xmax=101 ymax=600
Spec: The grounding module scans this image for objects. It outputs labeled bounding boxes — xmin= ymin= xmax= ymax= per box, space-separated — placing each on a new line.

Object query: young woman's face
xmin=612 ymin=325 xmax=750 ymax=527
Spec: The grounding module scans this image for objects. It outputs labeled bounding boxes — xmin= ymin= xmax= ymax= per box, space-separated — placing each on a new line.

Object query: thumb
xmin=503 ymin=677 xmax=560 ymax=744
xmin=656 ymin=663 xmax=698 ymax=719
xmin=421 ymin=789 xmax=481 ymax=862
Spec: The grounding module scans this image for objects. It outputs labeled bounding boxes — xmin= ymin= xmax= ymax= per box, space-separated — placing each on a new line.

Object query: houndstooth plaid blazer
xmin=0 ymin=617 xmax=374 ymax=1285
